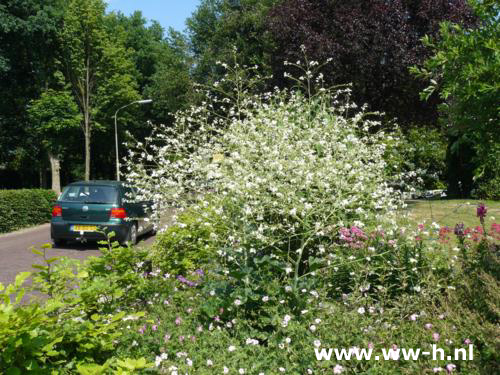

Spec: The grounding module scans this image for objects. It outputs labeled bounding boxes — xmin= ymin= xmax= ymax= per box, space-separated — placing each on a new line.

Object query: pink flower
xmin=164 ymin=334 xmax=171 ymax=342
xmin=368 ymin=342 xmax=374 ymax=349
xmin=152 ymin=325 xmax=158 ymax=331
xmin=175 ymin=317 xmax=182 ymax=325
xmin=179 ymin=335 xmax=185 ymax=342
xmin=433 ymin=368 xmax=443 ymax=373
xmin=333 ymin=364 xmax=344 ymax=374
xmin=445 ymin=363 xmax=456 ymax=373
xmin=424 ymin=323 xmax=433 ymax=330
xmin=432 ymin=332 xmax=440 ymax=342
xmin=464 ymin=338 xmax=472 ymax=345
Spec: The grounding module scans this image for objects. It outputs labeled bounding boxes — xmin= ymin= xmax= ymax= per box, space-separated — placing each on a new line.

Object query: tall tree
xmin=0 ymin=0 xmax=64 ymax=187
xmin=413 ymin=0 xmax=499 ymax=198
xmin=267 ymin=0 xmax=476 ymax=126
xmin=27 ymin=88 xmax=81 ymax=194
xmin=60 ymin=0 xmax=139 ymax=181
xmin=144 ymin=29 xmax=194 ymax=122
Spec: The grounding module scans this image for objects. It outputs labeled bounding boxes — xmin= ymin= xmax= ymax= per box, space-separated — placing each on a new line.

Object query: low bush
xmin=0 ymin=189 xmax=57 ymax=233
xmin=149 ymin=204 xmax=226 ymax=275
xmin=1 ymin=212 xmax=499 ymax=374
xmin=0 ymin=269 xmax=151 ymax=374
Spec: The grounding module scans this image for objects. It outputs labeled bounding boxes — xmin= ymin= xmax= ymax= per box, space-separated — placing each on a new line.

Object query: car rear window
xmin=59 ymin=185 xmax=119 ymax=204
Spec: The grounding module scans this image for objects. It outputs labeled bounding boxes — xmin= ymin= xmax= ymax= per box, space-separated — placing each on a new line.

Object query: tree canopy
xmin=266 ymin=0 xmax=476 ymax=126
xmin=0 ymin=0 xmax=495 ymax=198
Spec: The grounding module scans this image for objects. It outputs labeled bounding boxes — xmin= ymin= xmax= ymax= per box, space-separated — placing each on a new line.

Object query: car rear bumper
xmin=51 ymin=219 xmax=130 ymax=243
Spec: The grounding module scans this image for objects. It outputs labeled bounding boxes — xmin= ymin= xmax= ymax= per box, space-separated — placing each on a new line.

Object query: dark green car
xmin=51 ymin=181 xmax=155 ymax=247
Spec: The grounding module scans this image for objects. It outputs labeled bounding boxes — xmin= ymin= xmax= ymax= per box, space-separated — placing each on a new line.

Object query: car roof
xmin=67 ymin=180 xmax=124 ymax=187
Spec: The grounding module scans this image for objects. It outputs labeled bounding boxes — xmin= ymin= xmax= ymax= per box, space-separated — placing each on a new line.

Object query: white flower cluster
xmin=125 ymin=61 xmax=405 ymax=286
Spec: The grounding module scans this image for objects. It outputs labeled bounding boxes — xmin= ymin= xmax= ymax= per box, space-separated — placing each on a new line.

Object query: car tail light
xmin=52 ymin=205 xmax=62 ymax=217
xmin=110 ymin=207 xmax=127 ymax=219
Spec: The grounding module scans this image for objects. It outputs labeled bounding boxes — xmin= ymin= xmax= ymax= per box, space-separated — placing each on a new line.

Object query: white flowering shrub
xmin=125 ymin=58 xmax=407 ymax=295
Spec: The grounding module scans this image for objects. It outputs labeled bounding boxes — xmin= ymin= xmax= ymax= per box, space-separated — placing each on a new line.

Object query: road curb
xmin=0 ymin=223 xmax=50 ymax=239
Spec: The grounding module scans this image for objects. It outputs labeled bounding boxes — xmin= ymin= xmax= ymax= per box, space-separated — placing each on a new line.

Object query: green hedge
xmin=0 ymin=189 xmax=57 ymax=233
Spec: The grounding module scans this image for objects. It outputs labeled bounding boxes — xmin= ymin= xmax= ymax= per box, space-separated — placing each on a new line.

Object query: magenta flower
xmin=477 ymin=203 xmax=487 ymax=219
xmin=152 ymin=325 xmax=158 ymax=331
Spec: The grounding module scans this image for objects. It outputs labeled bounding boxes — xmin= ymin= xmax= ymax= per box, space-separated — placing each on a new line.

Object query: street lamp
xmin=114 ymin=99 xmax=152 ymax=181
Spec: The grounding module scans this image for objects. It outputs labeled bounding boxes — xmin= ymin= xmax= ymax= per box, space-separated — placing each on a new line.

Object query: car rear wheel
xmin=53 ymin=238 xmax=67 ymax=248
xmin=125 ymin=223 xmax=138 ymax=246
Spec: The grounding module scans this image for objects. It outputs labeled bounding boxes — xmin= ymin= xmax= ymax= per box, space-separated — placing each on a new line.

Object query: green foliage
xmin=143 ymin=30 xmax=194 ymax=122
xmin=385 ymin=127 xmax=448 ymax=190
xmin=0 ymin=0 xmax=65 ymax=186
xmin=413 ymin=0 xmax=500 ymax=199
xmin=27 ymin=89 xmax=82 ymax=155
xmin=0 ymin=239 xmax=156 ymax=374
xmin=0 ymin=189 xmax=57 ymax=233
xmin=187 ymin=0 xmax=278 ymax=84
xmin=150 ymin=206 xmax=226 ymax=275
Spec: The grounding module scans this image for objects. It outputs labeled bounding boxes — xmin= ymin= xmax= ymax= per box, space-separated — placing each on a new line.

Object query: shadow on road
xmin=52 ymin=231 xmax=156 ymax=250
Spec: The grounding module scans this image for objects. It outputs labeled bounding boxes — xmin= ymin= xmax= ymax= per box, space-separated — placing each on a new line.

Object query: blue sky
xmin=106 ymin=0 xmax=201 ymax=32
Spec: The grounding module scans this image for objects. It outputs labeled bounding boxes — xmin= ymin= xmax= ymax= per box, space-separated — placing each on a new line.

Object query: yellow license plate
xmin=72 ymin=225 xmax=97 ymax=232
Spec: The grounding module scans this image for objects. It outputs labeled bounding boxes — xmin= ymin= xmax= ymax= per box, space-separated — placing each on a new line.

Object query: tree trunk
xmin=84 ymin=55 xmax=91 ymax=181
xmin=84 ymin=118 xmax=91 ymax=181
xmin=48 ymin=151 xmax=61 ymax=195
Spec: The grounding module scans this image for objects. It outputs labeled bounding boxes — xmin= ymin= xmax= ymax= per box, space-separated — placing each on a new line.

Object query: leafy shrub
xmin=149 ymin=204 xmax=226 ymax=275
xmin=385 ymin=127 xmax=447 ymax=190
xmin=472 ymin=168 xmax=500 ymax=201
xmin=0 ymin=268 xmax=151 ymax=374
xmin=0 ymin=189 xmax=57 ymax=233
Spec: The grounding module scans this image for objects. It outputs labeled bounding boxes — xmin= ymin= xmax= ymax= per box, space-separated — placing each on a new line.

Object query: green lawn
xmin=404 ymin=199 xmax=500 ymax=229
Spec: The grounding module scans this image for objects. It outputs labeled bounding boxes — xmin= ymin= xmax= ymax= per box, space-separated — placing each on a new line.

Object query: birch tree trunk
xmin=48 ymin=151 xmax=61 ymax=195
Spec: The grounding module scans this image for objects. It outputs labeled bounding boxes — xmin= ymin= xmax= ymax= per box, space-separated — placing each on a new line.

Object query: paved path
xmin=0 ymin=223 xmax=156 ymax=288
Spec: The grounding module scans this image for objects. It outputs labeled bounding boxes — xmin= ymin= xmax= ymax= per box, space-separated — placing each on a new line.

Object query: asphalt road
xmin=0 ymin=223 xmax=156 ymax=289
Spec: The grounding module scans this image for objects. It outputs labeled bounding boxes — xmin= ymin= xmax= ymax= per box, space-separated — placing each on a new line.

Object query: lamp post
xmin=114 ymin=99 xmax=152 ymax=181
